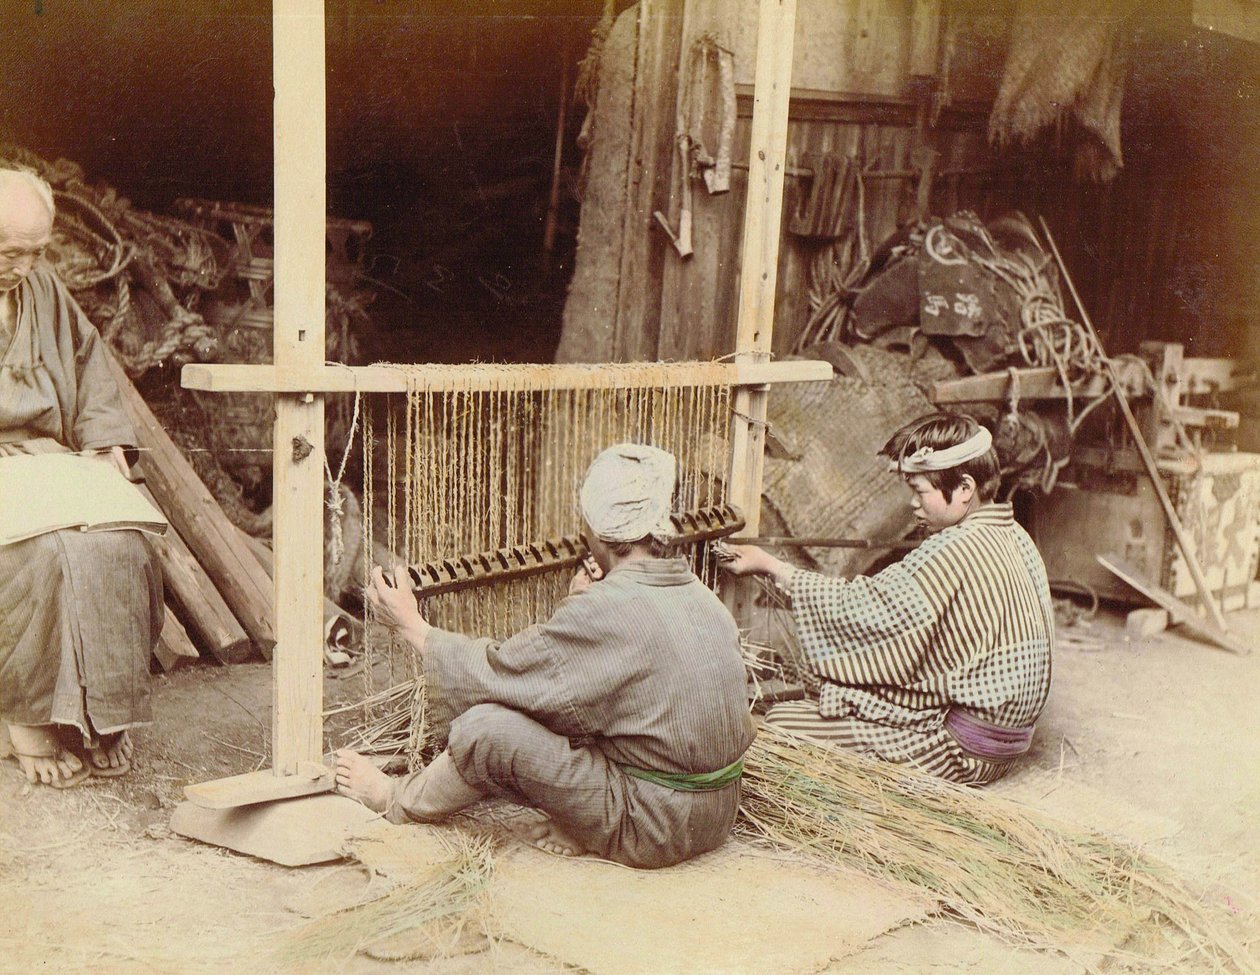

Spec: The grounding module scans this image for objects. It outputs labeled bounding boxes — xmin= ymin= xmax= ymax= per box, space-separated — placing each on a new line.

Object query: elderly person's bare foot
xmin=6 ymin=723 xmax=88 ymax=788
xmin=334 ymin=748 xmax=393 ymax=813
xmin=86 ymin=730 xmax=133 ymax=776
xmin=523 ymin=813 xmax=588 ymax=858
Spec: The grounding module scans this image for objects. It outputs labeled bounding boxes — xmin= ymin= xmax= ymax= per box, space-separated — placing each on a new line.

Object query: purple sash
xmin=945 ymin=707 xmax=1034 ymax=761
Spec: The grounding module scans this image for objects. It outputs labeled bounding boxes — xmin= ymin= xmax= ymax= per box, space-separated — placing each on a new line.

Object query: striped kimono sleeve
xmin=788 ymin=561 xmax=947 ymax=688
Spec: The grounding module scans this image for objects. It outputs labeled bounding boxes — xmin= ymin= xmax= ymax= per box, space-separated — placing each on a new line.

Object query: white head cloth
xmin=580 ymin=443 xmax=677 ymax=543
xmin=896 ymin=427 xmax=993 ymax=474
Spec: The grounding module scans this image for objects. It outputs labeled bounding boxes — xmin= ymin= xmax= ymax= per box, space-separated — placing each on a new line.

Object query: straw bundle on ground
xmin=274 ymin=831 xmax=494 ymax=964
xmin=741 ymin=724 xmax=1256 ymax=973
xmin=336 ymin=686 xmax=1255 ymax=971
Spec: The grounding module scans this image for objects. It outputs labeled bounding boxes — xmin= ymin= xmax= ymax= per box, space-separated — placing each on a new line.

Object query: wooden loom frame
xmin=181 ymin=0 xmax=808 ymax=809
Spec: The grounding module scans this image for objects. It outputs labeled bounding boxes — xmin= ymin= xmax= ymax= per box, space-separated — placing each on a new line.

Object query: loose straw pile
xmin=741 ymin=724 xmax=1256 ymax=973
xmin=274 ymin=832 xmax=494 ymax=964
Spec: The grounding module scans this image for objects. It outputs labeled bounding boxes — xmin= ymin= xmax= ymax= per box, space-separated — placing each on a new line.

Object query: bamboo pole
xmin=1039 ymin=218 xmax=1230 ymax=633
xmin=542 ymin=29 xmax=571 ymax=260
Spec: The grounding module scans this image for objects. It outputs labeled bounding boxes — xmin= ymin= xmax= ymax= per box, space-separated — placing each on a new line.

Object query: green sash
xmin=618 ymin=756 xmax=744 ymax=792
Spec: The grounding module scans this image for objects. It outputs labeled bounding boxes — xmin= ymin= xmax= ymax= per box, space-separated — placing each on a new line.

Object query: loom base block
xmin=183 ymin=766 xmax=335 ymax=809
xmin=169 ymin=793 xmax=379 ymax=866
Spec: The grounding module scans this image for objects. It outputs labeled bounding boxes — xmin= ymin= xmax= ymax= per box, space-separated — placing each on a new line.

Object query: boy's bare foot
xmin=6 ymin=723 xmax=88 ymax=788
xmin=334 ymin=748 xmax=393 ymax=812
xmin=522 ymin=813 xmax=588 ymax=858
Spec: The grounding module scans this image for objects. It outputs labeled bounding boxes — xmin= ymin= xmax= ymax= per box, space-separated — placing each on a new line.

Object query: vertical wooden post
xmin=727 ymin=0 xmax=797 ymax=536
xmin=908 ymin=0 xmax=942 ymax=80
xmin=272 ymin=0 xmax=326 ymax=775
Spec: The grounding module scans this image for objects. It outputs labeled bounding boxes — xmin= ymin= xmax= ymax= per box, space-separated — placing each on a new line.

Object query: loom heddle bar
xmin=398 ymin=504 xmax=746 ymax=599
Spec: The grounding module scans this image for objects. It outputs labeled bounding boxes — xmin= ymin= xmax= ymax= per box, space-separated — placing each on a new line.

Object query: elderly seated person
xmin=335 ymin=443 xmax=755 ymax=868
xmin=0 ymin=167 xmax=162 ymax=787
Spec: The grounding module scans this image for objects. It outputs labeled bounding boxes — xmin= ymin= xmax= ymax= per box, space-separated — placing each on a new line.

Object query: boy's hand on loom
xmin=568 ymin=555 xmax=604 ymax=596
xmin=715 ymin=543 xmax=780 ymax=578
xmin=366 ymin=564 xmax=431 ymax=647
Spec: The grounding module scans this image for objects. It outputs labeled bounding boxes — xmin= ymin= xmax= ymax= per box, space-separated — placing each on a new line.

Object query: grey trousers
xmin=418 ymin=702 xmax=741 ymax=869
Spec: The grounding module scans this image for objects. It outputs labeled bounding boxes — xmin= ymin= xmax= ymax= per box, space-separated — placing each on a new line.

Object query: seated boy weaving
xmin=721 ymin=413 xmax=1053 ymax=785
xmin=335 ymin=443 xmax=755 ymax=868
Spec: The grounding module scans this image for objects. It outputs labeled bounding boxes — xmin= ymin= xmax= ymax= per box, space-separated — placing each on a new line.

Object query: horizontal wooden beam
xmin=182 ymin=359 xmax=834 ymax=394
xmin=734 ymin=85 xmax=990 ymax=130
xmin=1182 ymin=357 xmax=1256 ymax=395
xmin=930 ymin=367 xmax=1114 ymax=404
xmin=1173 ymin=405 xmax=1239 ymax=429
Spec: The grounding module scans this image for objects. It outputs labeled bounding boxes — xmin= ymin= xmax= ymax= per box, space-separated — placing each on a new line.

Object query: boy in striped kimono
xmin=722 ymin=413 xmax=1053 ymax=785
xmin=335 ymin=443 xmax=755 ymax=868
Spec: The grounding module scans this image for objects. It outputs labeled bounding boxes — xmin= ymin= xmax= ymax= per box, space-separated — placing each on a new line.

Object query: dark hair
xmin=605 ymin=535 xmax=675 ymax=558
xmin=879 ymin=413 xmax=1000 ymax=503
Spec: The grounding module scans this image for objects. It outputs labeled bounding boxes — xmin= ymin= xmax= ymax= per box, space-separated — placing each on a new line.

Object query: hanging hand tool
xmin=654 ymin=134 xmax=694 ymax=258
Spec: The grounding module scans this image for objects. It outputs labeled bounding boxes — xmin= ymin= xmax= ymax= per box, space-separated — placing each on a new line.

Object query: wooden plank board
xmin=727 ymin=0 xmax=798 ymax=539
xmin=1096 ymin=554 xmax=1252 ymax=656
xmin=169 ymin=793 xmax=379 ymax=866
xmin=155 ymin=605 xmax=200 ymax=672
xmin=182 ymin=766 xmax=335 ymax=810
xmin=613 ymin=0 xmax=685 ymax=360
xmin=930 ymin=367 xmax=1113 ymax=403
xmin=181 ymin=358 xmax=834 ymax=393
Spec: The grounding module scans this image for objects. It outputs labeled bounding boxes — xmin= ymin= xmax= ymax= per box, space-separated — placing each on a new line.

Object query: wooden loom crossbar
xmin=181 ymin=359 xmax=831 ymax=394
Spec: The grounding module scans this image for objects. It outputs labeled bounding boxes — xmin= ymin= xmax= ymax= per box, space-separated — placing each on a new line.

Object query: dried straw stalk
xmin=336 ymin=684 xmax=1255 ymax=972
xmin=273 ymin=832 xmax=494 ymax=963
xmin=741 ymin=724 xmax=1256 ymax=973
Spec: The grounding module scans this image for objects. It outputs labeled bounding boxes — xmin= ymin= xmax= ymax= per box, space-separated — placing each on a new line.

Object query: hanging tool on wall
xmin=654 ymin=33 xmax=736 ymax=259
xmin=654 ymin=133 xmax=695 ymax=258
xmin=691 ymin=35 xmax=735 ymax=194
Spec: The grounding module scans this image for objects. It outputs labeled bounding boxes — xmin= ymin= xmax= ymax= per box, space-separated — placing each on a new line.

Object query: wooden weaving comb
xmin=392 ymin=503 xmax=747 ymax=598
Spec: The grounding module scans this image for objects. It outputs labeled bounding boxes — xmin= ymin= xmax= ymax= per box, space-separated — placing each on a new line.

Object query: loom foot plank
xmin=183 ymin=765 xmax=334 ymax=809
xmin=170 ymin=793 xmax=377 ymax=866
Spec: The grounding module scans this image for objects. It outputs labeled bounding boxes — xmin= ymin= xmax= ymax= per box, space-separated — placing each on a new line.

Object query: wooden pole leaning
xmin=1039 ymin=218 xmax=1232 ymax=635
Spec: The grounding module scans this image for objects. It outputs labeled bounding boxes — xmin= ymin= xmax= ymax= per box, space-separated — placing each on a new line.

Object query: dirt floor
xmin=1 ymin=600 xmax=1257 ymax=975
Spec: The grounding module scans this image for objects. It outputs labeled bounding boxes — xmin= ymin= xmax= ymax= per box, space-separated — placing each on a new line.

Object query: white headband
xmin=894 ymin=427 xmax=992 ymax=474
xmin=580 ymin=443 xmax=677 ymax=543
